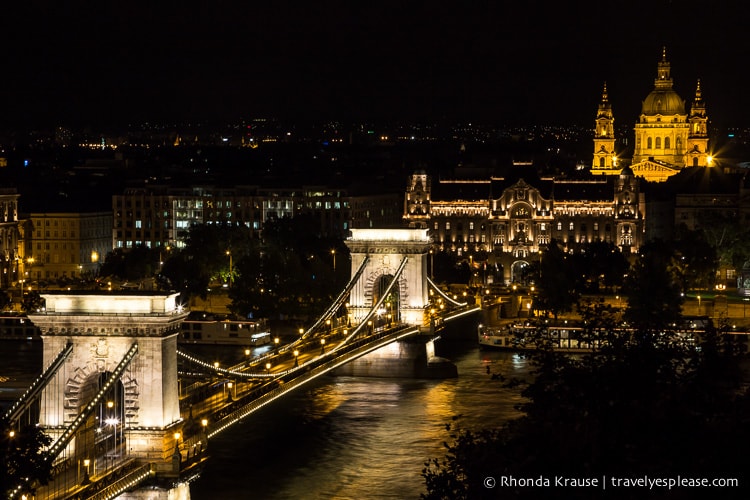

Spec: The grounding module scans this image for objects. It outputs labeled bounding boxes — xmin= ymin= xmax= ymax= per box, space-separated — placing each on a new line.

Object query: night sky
xmin=2 ymin=1 xmax=748 ymax=129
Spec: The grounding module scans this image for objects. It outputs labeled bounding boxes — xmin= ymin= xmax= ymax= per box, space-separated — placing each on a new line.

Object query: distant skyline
xmin=2 ymin=1 xmax=748 ymax=129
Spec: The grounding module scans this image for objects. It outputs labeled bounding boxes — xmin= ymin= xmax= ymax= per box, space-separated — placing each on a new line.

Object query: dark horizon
xmin=2 ymin=2 xmax=748 ymax=130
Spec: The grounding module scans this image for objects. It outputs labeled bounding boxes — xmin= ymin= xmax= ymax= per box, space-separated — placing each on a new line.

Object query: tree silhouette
xmin=1 ymin=418 xmax=53 ymax=499
xmin=422 ymin=303 xmax=750 ymax=500
xmin=534 ymin=239 xmax=578 ymax=319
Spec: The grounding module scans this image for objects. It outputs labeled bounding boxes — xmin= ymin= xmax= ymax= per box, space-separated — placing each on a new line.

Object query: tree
xmin=693 ymin=211 xmax=750 ymax=271
xmin=623 ymin=239 xmax=684 ymax=330
xmin=21 ymin=291 xmax=44 ymax=313
xmin=422 ymin=304 xmax=750 ymax=499
xmin=160 ymin=223 xmax=257 ymax=300
xmin=570 ymin=240 xmax=629 ymax=293
xmin=0 ymin=290 xmax=11 ymax=311
xmin=227 ymin=215 xmax=344 ymax=320
xmin=534 ymin=240 xmax=578 ymax=319
xmin=422 ymin=288 xmax=750 ymax=500
xmin=673 ymin=226 xmax=719 ymax=291
xmin=0 ymin=418 xmax=53 ymax=499
xmin=100 ymin=246 xmax=160 ymax=282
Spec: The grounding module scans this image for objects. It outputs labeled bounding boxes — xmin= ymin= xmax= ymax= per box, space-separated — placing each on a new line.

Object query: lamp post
xmin=265 ymin=362 xmax=271 ymax=374
xmin=81 ymin=458 xmax=91 ymax=485
xmin=226 ymin=250 xmax=233 ymax=288
xmin=331 ymin=249 xmax=336 ymax=272
xmin=293 ymin=349 xmax=299 ymax=367
xmin=173 ymin=431 xmax=182 ymax=468
xmin=429 ymin=249 xmax=433 ymax=279
xmin=697 ymin=295 xmax=702 ymax=315
xmin=105 ymin=401 xmax=118 ymax=470
xmin=320 ymin=338 xmax=326 ymax=354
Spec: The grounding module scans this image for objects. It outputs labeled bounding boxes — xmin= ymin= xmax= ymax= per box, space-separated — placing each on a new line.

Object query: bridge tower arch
xmin=346 ymin=228 xmax=431 ymax=326
xmin=28 ymin=292 xmax=189 ymax=462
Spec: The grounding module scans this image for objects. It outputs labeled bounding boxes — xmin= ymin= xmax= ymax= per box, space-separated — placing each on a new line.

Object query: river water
xmin=0 ymin=338 xmax=532 ymax=500
xmin=189 ymin=340 xmax=530 ymax=500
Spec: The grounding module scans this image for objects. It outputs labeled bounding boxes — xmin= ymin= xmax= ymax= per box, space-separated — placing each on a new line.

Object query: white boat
xmin=478 ymin=324 xmax=597 ymax=353
xmin=180 ymin=316 xmax=272 ymax=346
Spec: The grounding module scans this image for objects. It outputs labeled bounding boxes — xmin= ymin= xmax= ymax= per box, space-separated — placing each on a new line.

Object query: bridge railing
xmin=80 ymin=461 xmax=153 ymax=500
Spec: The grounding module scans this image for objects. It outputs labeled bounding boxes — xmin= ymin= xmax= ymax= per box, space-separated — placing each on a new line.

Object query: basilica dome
xmin=640 ymin=48 xmax=686 ymax=117
xmin=641 ymin=88 xmax=685 ymax=116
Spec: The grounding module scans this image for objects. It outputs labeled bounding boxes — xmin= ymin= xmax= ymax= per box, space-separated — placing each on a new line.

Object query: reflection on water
xmin=0 ymin=339 xmax=532 ymax=499
xmin=190 ymin=341 xmax=530 ymax=499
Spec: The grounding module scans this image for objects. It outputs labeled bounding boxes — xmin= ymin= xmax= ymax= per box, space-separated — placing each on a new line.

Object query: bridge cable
xmin=426 ymin=277 xmax=467 ymax=307
xmin=4 ymin=342 xmax=73 ymax=423
xmin=332 ymin=255 xmax=409 ymax=352
xmin=46 ymin=342 xmax=139 ymax=462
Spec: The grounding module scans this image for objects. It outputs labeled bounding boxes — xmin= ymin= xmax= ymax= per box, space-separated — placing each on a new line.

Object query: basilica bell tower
xmin=592 ymin=82 xmax=617 ymax=173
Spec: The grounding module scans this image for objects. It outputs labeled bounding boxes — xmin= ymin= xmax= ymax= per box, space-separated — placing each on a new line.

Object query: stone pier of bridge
xmin=29 ymin=291 xmax=189 ymax=466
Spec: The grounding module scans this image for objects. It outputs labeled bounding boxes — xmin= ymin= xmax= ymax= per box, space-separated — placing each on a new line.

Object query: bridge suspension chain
xmin=296 ymin=255 xmax=370 ymax=342
xmin=332 ymin=255 xmax=409 ymax=353
xmin=4 ymin=342 xmax=73 ymax=423
xmin=427 ymin=277 xmax=468 ymax=307
xmin=46 ymin=342 xmax=139 ymax=461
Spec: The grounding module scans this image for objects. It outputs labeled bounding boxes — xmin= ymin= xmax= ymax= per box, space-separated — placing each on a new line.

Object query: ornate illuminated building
xmin=0 ymin=188 xmax=20 ymax=289
xmin=591 ymin=48 xmax=711 ymax=182
xmin=404 ymin=166 xmax=644 ymax=284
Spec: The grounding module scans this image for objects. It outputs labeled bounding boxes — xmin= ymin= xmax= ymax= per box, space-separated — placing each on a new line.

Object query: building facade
xmin=0 ymin=188 xmax=20 ymax=289
xmin=18 ymin=212 xmax=112 ymax=283
xmin=404 ymin=167 xmax=644 ymax=283
xmin=113 ymin=185 xmax=401 ymax=249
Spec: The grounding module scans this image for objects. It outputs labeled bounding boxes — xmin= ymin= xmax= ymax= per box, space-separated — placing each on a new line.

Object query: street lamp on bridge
xmin=173 ymin=432 xmax=182 ymax=464
xmin=81 ymin=458 xmax=91 ymax=485
xmin=293 ymin=350 xmax=299 ymax=367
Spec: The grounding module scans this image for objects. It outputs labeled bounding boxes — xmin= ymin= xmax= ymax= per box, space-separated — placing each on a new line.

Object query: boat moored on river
xmin=478 ymin=323 xmax=598 ymax=353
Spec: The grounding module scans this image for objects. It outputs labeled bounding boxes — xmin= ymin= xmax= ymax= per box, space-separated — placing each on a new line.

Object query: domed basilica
xmin=591 ymin=48 xmax=710 ymax=182
xmin=402 ymin=48 xmax=745 ymax=287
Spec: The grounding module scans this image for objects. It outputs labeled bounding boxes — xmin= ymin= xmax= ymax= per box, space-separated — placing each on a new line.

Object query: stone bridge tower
xmin=346 ymin=228 xmax=431 ymax=326
xmin=29 ymin=291 xmax=188 ymax=462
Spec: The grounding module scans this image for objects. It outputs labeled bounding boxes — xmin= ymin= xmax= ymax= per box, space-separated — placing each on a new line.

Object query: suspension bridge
xmin=3 ymin=228 xmax=479 ymax=499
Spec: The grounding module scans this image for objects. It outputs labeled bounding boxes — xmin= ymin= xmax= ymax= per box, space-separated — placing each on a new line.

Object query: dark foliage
xmin=423 ymin=303 xmax=750 ymax=500
xmin=0 ymin=418 xmax=53 ymax=499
